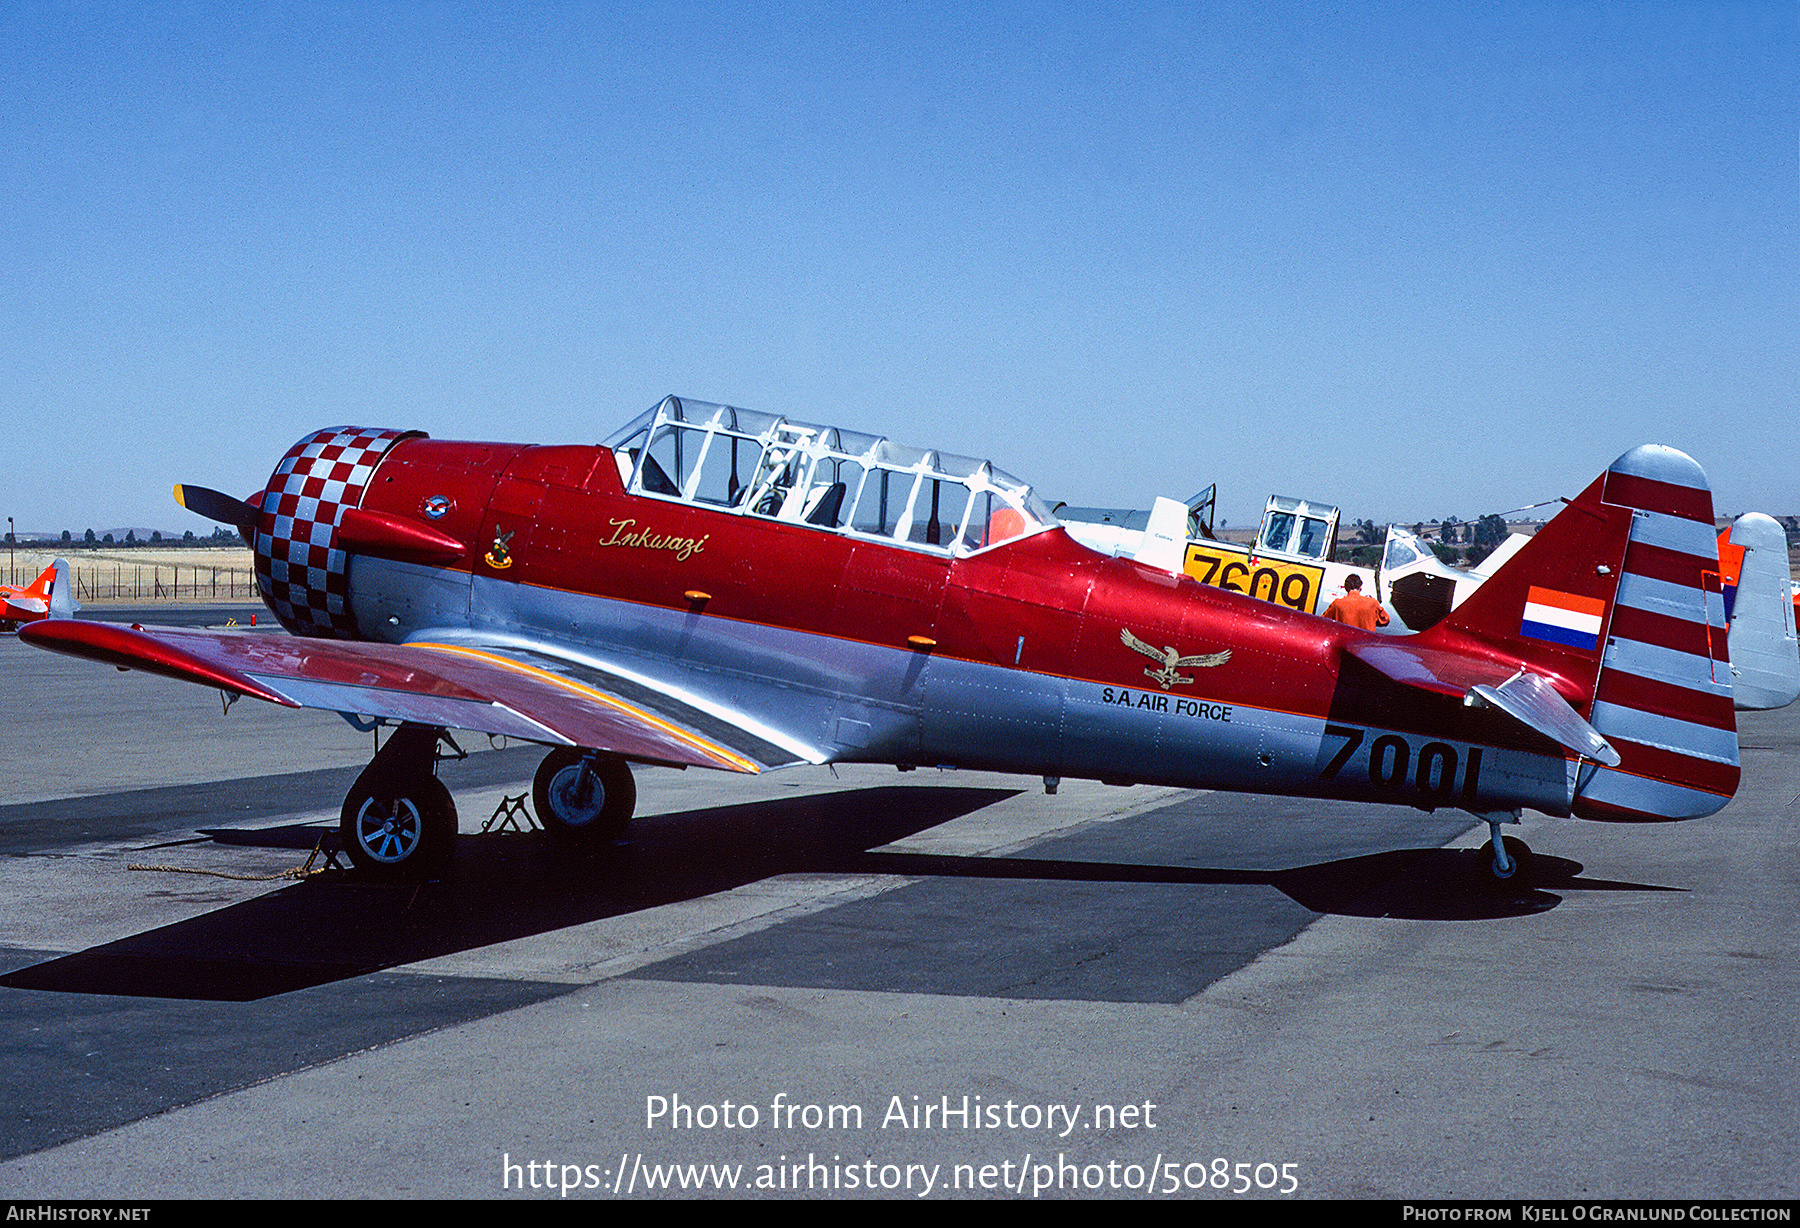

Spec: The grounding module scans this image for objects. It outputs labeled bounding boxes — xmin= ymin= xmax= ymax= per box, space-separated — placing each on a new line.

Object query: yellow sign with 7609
xmin=1182 ymin=543 xmax=1325 ymax=614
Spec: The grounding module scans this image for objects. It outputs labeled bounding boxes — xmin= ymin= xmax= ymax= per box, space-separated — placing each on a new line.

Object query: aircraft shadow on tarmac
xmin=0 ymin=785 xmax=1676 ymax=1002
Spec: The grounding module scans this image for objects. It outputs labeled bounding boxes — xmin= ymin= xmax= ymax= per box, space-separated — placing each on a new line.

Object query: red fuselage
xmin=337 ymin=434 xmax=1552 ymax=804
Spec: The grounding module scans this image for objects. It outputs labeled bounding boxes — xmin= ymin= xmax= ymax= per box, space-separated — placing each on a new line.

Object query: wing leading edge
xmin=19 ymin=620 xmax=765 ymax=774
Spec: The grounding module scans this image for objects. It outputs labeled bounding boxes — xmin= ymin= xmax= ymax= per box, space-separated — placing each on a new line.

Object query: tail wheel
xmin=533 ymin=749 xmax=635 ymax=843
xmin=341 ymin=775 xmax=457 ymax=879
xmin=1487 ymin=835 xmax=1534 ymax=886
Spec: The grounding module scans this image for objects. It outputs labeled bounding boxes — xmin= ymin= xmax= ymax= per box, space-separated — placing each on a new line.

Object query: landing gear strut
xmin=339 ymin=723 xmax=458 ymax=879
xmin=533 ymin=748 xmax=635 ymax=844
xmin=1485 ymin=817 xmax=1533 ymax=886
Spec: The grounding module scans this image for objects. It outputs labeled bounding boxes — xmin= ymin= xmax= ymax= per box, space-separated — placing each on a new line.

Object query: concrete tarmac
xmin=0 ymin=627 xmax=1794 ymax=1200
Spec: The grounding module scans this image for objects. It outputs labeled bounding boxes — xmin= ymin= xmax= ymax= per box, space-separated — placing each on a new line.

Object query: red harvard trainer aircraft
xmin=22 ymin=396 xmax=1738 ymax=884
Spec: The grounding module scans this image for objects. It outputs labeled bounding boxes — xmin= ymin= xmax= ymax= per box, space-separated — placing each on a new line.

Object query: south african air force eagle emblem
xmin=1119 ymin=627 xmax=1231 ymax=690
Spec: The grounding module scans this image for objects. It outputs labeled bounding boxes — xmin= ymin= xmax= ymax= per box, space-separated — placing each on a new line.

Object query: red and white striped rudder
xmin=1574 ymin=445 xmax=1738 ymax=821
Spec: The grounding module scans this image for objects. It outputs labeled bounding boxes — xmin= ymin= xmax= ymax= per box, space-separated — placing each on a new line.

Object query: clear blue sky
xmin=2 ymin=1 xmax=1793 ymax=535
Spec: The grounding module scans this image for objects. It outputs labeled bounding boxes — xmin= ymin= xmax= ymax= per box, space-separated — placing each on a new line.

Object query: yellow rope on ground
xmin=126 ymin=835 xmax=340 ymax=881
xmin=127 ymin=862 xmax=323 ymax=882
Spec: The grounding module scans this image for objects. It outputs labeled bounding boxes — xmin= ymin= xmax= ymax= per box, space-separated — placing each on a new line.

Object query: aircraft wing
xmin=18 ymin=620 xmax=776 ymax=774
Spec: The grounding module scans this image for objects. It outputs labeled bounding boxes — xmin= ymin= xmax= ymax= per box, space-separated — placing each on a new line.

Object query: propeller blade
xmin=174 ymin=484 xmax=259 ymax=533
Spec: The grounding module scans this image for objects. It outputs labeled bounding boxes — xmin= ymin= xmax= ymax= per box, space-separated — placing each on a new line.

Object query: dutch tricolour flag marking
xmin=1521 ymin=586 xmax=1606 ymax=651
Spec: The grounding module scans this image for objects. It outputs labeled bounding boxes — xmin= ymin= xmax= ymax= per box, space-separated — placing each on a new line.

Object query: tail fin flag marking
xmin=1520 ymin=587 xmax=1606 ymax=652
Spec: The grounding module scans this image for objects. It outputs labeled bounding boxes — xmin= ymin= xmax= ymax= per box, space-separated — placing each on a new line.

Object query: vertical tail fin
xmin=1580 ymin=447 xmax=1738 ymax=819
xmin=47 ymin=558 xmax=79 ymax=619
xmin=19 ymin=563 xmax=57 ymax=602
xmin=1424 ymin=445 xmax=1738 ymax=822
xmin=1717 ymin=513 xmax=1800 ymax=711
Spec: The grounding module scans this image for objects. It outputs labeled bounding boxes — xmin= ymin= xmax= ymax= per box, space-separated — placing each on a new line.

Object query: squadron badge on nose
xmin=1119 ymin=627 xmax=1231 ymax=690
xmin=485 ymin=528 xmax=516 ymax=570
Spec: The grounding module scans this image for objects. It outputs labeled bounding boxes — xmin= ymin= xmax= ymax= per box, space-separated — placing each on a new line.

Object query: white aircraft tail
xmin=48 ymin=558 xmax=79 ymax=618
xmin=1132 ymin=496 xmax=1191 ymax=575
xmin=1720 ymin=513 xmax=1799 ymax=711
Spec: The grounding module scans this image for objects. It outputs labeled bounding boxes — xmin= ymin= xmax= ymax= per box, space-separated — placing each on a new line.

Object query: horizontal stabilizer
xmin=1468 ymin=669 xmax=1621 ymax=766
xmin=1346 ymin=640 xmax=1526 ymax=697
xmin=1347 ymin=640 xmax=1620 ymax=764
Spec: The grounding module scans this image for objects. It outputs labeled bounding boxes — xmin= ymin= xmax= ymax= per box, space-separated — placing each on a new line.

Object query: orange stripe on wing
xmin=411 ymin=642 xmax=760 ymax=774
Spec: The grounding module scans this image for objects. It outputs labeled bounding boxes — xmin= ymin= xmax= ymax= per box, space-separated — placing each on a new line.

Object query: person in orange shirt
xmin=1323 ymin=574 xmax=1390 ymax=631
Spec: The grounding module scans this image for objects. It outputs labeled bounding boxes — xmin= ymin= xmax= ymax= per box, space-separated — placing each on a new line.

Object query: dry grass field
xmin=4 ymin=547 xmax=256 ymax=604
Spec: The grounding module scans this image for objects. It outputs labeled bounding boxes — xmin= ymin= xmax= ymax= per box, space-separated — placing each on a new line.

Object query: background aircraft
xmin=0 ymin=558 xmax=77 ymax=631
xmin=1061 ymin=492 xmax=1797 ymax=712
xmin=23 ymin=397 xmax=1737 ymax=888
xmin=1712 ymin=513 xmax=1800 ymax=710
xmin=1058 ymin=488 xmax=1523 ymax=633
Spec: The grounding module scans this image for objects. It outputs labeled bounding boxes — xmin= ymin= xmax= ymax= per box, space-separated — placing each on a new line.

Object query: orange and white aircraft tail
xmin=1 ymin=558 xmax=80 ymax=626
xmin=1415 ymin=445 xmax=1738 ymax=823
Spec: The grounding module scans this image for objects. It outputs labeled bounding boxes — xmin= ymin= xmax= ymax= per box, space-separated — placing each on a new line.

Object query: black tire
xmin=340 ymin=774 xmax=457 ymax=879
xmin=533 ymin=749 xmax=635 ymax=844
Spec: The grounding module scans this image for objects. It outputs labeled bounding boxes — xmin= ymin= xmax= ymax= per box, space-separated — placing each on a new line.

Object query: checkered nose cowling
xmin=253 ymin=425 xmax=420 ymax=637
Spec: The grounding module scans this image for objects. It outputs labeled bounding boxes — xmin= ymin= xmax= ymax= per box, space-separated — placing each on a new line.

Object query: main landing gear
xmin=533 ymin=747 xmax=636 ymax=844
xmin=337 ymin=727 xmax=639 ymax=879
xmin=340 ymin=723 xmax=459 ymax=879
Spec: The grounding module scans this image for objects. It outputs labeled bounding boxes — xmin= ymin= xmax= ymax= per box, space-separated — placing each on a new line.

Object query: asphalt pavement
xmin=0 ymin=628 xmax=1793 ymax=1200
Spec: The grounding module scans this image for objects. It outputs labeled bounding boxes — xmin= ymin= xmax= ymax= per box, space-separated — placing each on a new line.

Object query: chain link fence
xmin=4 ymin=550 xmax=258 ymax=603
xmin=69 ymin=563 xmax=257 ymax=602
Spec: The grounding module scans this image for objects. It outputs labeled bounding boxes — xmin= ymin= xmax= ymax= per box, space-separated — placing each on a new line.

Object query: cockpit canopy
xmin=603 ymin=396 xmax=1058 ymax=556
xmin=1256 ymin=495 xmax=1339 ymax=562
